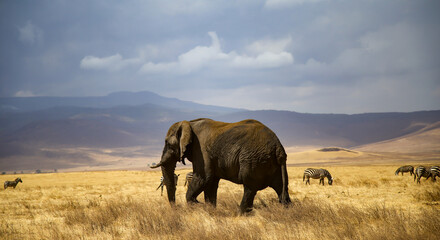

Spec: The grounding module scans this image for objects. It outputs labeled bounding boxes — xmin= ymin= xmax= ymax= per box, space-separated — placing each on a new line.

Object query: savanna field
xmin=1 ymin=166 xmax=440 ymax=240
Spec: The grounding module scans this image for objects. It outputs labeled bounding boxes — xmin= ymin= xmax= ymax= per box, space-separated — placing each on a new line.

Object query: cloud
xmin=290 ymin=22 xmax=434 ymax=83
xmin=350 ymin=23 xmax=428 ymax=74
xmin=168 ymin=84 xmax=319 ymax=111
xmin=4 ymin=1 xmax=439 ymax=113
xmin=139 ymin=32 xmax=293 ymax=74
xmin=265 ymin=0 xmax=325 ymax=9
xmin=14 ymin=90 xmax=36 ymax=97
xmin=18 ymin=21 xmax=43 ymax=45
xmin=80 ymin=54 xmax=141 ymax=71
xmin=232 ymin=52 xmax=293 ymax=69
xmin=174 ymin=32 xmax=230 ymax=73
xmin=175 ymin=75 xmax=437 ymax=114
xmin=245 ymin=37 xmax=292 ymax=55
xmin=139 ymin=62 xmax=178 ymax=74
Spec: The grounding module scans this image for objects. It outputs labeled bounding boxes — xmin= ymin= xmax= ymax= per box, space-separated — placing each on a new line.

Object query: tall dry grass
xmin=1 ymin=166 xmax=439 ymax=239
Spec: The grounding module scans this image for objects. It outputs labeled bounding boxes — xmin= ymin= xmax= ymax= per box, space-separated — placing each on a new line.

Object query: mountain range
xmin=1 ymin=91 xmax=439 ymax=171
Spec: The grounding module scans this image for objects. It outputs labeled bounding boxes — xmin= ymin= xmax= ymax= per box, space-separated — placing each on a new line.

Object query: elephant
xmin=151 ymin=118 xmax=291 ymax=213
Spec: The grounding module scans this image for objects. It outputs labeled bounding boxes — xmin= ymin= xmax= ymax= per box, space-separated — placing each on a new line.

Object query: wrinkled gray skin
xmin=151 ymin=118 xmax=291 ymax=213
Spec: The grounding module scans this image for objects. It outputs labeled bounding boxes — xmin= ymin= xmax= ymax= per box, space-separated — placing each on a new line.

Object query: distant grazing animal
xmin=430 ymin=166 xmax=440 ymax=181
xmin=4 ymin=178 xmax=22 ymax=189
xmin=157 ymin=174 xmax=180 ymax=196
xmin=414 ymin=166 xmax=432 ymax=184
xmin=395 ymin=165 xmax=414 ymax=176
xmin=303 ymin=168 xmax=333 ymax=185
xmin=184 ymin=172 xmax=193 ymax=187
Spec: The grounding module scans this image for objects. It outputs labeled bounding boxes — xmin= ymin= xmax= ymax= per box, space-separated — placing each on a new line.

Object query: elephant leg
xmin=186 ymin=173 xmax=205 ymax=203
xmin=204 ymin=178 xmax=220 ymax=206
xmin=240 ymin=185 xmax=257 ymax=214
xmin=270 ymin=178 xmax=283 ymax=203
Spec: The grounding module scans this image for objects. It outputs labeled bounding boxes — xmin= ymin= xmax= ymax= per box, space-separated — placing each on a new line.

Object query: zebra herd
xmin=395 ymin=165 xmax=440 ymax=184
xmin=157 ymin=169 xmax=334 ymax=194
xmin=300 ymin=165 xmax=440 ymax=186
xmin=3 ymin=165 xmax=438 ymax=194
xmin=156 ymin=165 xmax=439 ymax=192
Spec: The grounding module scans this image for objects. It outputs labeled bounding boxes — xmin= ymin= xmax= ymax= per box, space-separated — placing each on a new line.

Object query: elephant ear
xmin=179 ymin=121 xmax=192 ymax=164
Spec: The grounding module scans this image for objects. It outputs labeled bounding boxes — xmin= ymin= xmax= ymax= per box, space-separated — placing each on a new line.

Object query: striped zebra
xmin=4 ymin=178 xmax=22 ymax=189
xmin=157 ymin=174 xmax=180 ymax=196
xmin=414 ymin=166 xmax=433 ymax=184
xmin=184 ymin=172 xmax=193 ymax=187
xmin=394 ymin=165 xmax=414 ymax=176
xmin=303 ymin=168 xmax=333 ymax=185
xmin=430 ymin=166 xmax=440 ymax=181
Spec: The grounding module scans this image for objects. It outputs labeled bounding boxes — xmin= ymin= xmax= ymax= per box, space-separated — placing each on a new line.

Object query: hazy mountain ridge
xmin=1 ymin=103 xmax=224 ymax=148
xmin=354 ymin=121 xmax=440 ymax=153
xmin=1 ymin=91 xmax=439 ymax=171
xmin=0 ymin=91 xmax=239 ymax=114
xmin=218 ymin=110 xmax=440 ymax=148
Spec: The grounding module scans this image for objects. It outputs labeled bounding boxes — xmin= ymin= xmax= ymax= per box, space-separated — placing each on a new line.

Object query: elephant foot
xmin=187 ymin=198 xmax=200 ymax=204
xmin=279 ymin=197 xmax=291 ymax=206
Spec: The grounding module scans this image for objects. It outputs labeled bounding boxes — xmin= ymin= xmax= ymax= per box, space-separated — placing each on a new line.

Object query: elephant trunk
xmin=150 ymin=143 xmax=179 ymax=203
xmin=163 ymin=163 xmax=177 ymax=203
xmin=153 ymin=156 xmax=177 ymax=203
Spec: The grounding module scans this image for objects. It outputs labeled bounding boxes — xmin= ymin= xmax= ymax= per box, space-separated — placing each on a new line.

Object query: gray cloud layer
xmin=1 ymin=0 xmax=439 ymax=113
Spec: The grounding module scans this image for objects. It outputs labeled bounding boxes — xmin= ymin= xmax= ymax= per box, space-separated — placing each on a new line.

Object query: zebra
xmin=430 ymin=166 xmax=440 ymax=181
xmin=4 ymin=178 xmax=22 ymax=189
xmin=156 ymin=174 xmax=180 ymax=196
xmin=414 ymin=166 xmax=433 ymax=184
xmin=184 ymin=172 xmax=193 ymax=187
xmin=394 ymin=165 xmax=414 ymax=176
xmin=303 ymin=168 xmax=333 ymax=185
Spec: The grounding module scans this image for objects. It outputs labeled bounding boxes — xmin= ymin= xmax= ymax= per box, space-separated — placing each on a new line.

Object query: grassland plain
xmin=1 ymin=166 xmax=439 ymax=240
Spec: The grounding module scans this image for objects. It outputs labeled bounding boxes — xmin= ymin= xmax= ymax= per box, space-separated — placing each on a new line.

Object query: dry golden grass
xmin=1 ymin=166 xmax=440 ymax=239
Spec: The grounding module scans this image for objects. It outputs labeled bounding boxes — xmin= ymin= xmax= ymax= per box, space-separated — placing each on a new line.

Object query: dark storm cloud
xmin=1 ymin=0 xmax=439 ymax=113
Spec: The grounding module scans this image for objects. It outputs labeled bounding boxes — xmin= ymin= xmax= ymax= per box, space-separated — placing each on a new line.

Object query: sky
xmin=1 ymin=0 xmax=439 ymax=114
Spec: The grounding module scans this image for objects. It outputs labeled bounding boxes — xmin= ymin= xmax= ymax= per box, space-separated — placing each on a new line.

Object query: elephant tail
xmin=281 ymin=162 xmax=291 ymax=204
xmin=275 ymin=143 xmax=290 ymax=204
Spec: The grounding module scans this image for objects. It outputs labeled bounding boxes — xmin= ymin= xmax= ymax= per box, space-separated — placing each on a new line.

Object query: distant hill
xmin=0 ymin=91 xmax=239 ymax=114
xmin=354 ymin=121 xmax=440 ymax=153
xmin=1 ymin=91 xmax=439 ymax=171
xmin=218 ymin=110 xmax=440 ymax=148
xmin=0 ymin=91 xmax=241 ymax=137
